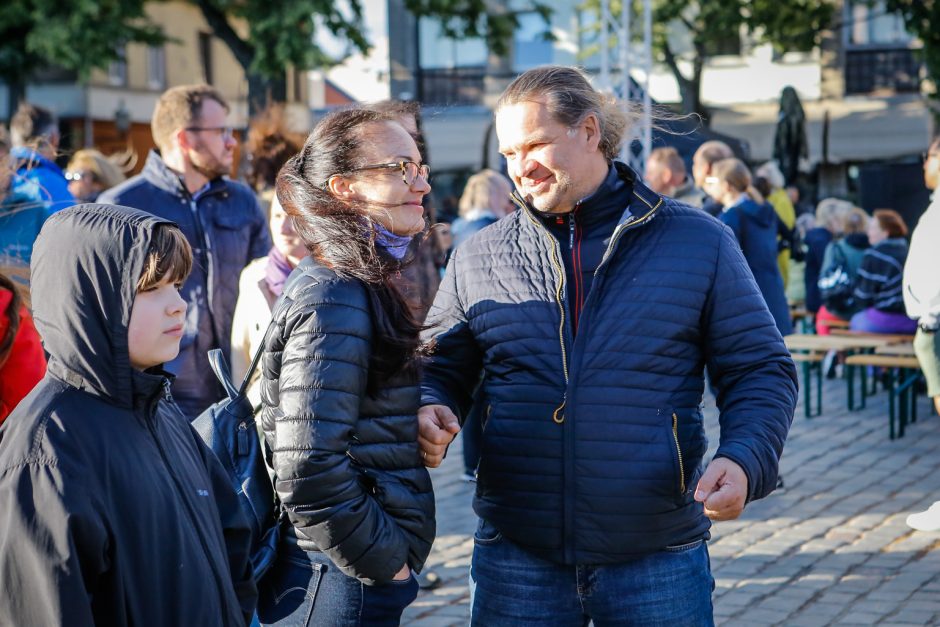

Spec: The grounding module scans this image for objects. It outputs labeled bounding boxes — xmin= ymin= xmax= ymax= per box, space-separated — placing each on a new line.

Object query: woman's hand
xmin=393 ymin=564 xmax=411 ymax=581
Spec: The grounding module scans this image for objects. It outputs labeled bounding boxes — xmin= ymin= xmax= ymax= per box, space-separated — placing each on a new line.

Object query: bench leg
xmin=815 ymin=361 xmax=822 ymax=417
xmin=899 ymin=374 xmax=907 ymax=439
xmin=888 ymin=370 xmax=897 ymax=440
xmin=803 ymin=360 xmax=814 ymax=418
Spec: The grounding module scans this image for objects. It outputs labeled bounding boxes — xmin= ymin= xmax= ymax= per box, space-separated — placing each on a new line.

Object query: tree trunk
xmin=246 ymin=72 xmax=287 ymax=117
xmin=7 ymin=77 xmax=25 ymax=119
xmin=662 ymin=40 xmax=710 ymax=126
xmin=194 ymin=0 xmax=286 ymax=118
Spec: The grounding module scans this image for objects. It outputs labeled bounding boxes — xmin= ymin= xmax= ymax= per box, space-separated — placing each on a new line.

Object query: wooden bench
xmin=785 ymin=334 xmax=900 ymax=418
xmin=818 ymin=317 xmax=850 ymax=331
xmin=845 ymin=353 xmax=922 ymax=439
xmin=830 ymin=330 xmax=915 ymax=345
xmin=875 ymin=342 xmax=916 ymax=357
xmin=790 ymin=307 xmax=813 ymax=334
xmin=789 ymin=352 xmax=824 ymax=418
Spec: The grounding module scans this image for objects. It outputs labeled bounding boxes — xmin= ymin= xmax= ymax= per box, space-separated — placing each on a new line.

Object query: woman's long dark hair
xmin=275 ymin=108 xmax=426 ymax=390
xmin=0 ymin=272 xmax=22 ymax=368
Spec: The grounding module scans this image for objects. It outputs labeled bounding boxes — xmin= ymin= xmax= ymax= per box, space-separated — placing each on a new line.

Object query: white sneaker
xmin=906 ymin=502 xmax=940 ymax=531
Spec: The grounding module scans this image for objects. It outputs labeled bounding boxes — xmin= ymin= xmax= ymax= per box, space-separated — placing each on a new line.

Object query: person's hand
xmin=417 ymin=404 xmax=460 ymax=468
xmin=694 ymin=457 xmax=748 ymax=521
xmin=393 ymin=564 xmax=411 ymax=581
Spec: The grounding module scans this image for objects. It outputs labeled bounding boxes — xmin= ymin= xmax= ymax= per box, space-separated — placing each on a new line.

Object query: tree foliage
xmin=580 ymin=0 xmax=835 ymax=124
xmin=885 ymin=0 xmax=940 ymax=106
xmin=195 ymin=0 xmax=551 ymax=112
xmin=403 ymin=0 xmax=552 ymax=57
xmin=0 ymin=0 xmax=165 ymax=112
xmin=1 ymin=0 xmax=552 ymax=116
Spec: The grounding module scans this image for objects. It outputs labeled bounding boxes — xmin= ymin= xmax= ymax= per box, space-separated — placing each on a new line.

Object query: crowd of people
xmin=0 ymin=62 xmax=935 ymax=625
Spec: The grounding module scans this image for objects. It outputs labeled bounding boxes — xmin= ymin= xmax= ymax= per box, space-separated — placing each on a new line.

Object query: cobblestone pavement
xmin=402 ymin=376 xmax=940 ymax=626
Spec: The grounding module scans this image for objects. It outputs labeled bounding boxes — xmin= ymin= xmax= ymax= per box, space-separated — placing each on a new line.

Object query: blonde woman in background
xmin=815 ymin=207 xmax=870 ymax=335
xmin=450 ymin=169 xmax=514 ymax=251
xmin=230 ymin=193 xmax=308 ymax=406
xmin=65 ymin=149 xmax=128 ymax=202
xmin=704 ymin=157 xmax=792 ymax=336
xmin=803 ymin=198 xmax=852 ymax=317
xmin=755 ymin=161 xmax=796 ymax=289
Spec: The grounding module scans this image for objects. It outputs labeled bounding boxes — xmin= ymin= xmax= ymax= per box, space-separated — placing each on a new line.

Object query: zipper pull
xmin=162 ymin=379 xmax=172 ymax=402
xmin=552 ymin=394 xmax=567 ymax=424
xmin=237 ymin=421 xmax=249 ymax=456
xmin=569 ymin=213 xmax=575 ymax=250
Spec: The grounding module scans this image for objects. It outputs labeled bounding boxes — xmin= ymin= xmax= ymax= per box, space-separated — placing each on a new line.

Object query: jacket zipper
xmin=569 ymin=210 xmax=584 ymax=336
xmin=187 ymin=196 xmax=216 ymax=316
xmin=146 ymin=380 xmax=233 ymax=617
xmin=672 ymin=413 xmax=685 ymax=494
xmin=520 ymin=199 xmax=570 ymax=424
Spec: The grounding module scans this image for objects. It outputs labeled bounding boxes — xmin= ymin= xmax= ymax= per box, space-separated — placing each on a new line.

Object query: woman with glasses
xmin=256 ymin=107 xmax=435 ymax=626
xmin=65 ymin=149 xmax=128 ymax=202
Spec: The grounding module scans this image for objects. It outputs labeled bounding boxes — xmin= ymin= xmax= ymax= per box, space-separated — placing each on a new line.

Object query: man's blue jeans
xmin=469 ymin=519 xmax=715 ymax=626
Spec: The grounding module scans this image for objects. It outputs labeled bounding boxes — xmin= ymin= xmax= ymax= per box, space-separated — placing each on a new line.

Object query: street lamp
xmin=114 ymin=100 xmax=131 ymax=138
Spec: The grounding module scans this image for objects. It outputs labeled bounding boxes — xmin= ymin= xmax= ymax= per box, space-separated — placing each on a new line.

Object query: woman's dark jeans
xmin=257 ymin=544 xmax=418 ymax=626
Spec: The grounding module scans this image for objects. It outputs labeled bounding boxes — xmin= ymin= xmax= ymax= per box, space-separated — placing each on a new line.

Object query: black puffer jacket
xmin=0 ymin=204 xmax=255 ymax=626
xmin=259 ymin=257 xmax=435 ymax=585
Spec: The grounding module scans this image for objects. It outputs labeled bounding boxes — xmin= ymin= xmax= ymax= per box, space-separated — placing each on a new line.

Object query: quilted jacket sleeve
xmin=419 ymin=252 xmax=484 ymax=421
xmin=271 ymin=279 xmax=410 ymax=584
xmin=703 ymin=226 xmax=798 ymax=503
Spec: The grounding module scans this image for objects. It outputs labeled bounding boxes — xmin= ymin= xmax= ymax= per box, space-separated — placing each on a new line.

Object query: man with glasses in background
xmin=100 ymin=84 xmax=270 ymax=418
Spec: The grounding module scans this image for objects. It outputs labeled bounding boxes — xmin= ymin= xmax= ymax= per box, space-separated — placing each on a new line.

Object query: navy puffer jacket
xmin=422 ymin=165 xmax=797 ymax=565
xmin=259 ymin=258 xmax=435 ymax=584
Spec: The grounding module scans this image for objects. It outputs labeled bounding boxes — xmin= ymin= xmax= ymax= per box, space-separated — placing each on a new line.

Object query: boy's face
xmin=128 ymin=277 xmax=187 ymax=371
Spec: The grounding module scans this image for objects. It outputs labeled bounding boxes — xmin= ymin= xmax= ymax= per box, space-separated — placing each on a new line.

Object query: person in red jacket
xmin=0 ymin=272 xmax=45 ymax=424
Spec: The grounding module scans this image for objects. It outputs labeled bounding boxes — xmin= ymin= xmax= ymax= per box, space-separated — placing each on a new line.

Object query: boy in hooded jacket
xmin=0 ymin=204 xmax=257 ymax=626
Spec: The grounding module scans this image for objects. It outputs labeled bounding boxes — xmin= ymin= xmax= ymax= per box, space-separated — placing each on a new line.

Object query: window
xmin=199 ymin=32 xmax=214 ymax=84
xmin=513 ymin=11 xmax=553 ymax=71
xmin=108 ymin=46 xmax=127 ymax=86
xmin=147 ymin=46 xmax=166 ymax=90
xmin=846 ymin=1 xmax=915 ymax=47
xmin=419 ymin=18 xmax=487 ymax=69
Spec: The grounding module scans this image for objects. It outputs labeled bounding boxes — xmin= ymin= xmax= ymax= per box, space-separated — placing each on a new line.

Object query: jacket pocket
xmin=670 ymin=412 xmax=686 ymax=496
xmin=473 ymin=517 xmax=503 ymax=546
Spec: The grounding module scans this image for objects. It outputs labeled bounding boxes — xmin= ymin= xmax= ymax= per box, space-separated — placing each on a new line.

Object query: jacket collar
xmin=47 ymin=357 xmax=172 ymax=411
xmin=141 ymin=149 xmax=228 ymax=199
xmin=514 ymin=160 xmax=663 ymax=230
xmin=11 ymin=146 xmax=64 ymax=176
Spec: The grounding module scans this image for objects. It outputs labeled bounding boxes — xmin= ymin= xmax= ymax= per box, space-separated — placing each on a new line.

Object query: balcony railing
xmin=844 ymin=47 xmax=922 ymax=95
xmin=418 ymin=67 xmax=486 ymax=106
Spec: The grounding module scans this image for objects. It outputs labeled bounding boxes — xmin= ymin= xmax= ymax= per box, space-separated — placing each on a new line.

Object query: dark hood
xmin=30 ymin=204 xmax=176 ymax=408
xmin=735 ymin=197 xmax=777 ymax=228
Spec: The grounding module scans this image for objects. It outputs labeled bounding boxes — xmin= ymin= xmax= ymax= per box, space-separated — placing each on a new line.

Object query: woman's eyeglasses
xmin=347 ymin=161 xmax=431 ymax=186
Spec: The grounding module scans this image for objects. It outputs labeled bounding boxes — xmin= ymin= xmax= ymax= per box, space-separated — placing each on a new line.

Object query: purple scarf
xmin=264 ymin=246 xmax=294 ymax=297
xmin=374 ymin=223 xmax=414 ymax=260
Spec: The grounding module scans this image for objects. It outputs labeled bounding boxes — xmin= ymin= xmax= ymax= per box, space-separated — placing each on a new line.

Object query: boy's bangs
xmin=137 ymin=225 xmax=193 ymax=291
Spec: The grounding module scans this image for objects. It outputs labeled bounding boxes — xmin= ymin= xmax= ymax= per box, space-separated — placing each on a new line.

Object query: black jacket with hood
xmin=0 ymin=204 xmax=256 ymax=626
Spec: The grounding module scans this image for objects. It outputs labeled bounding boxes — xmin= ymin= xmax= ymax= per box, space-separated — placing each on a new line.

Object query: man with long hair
xmin=419 ymin=66 xmax=796 ymax=625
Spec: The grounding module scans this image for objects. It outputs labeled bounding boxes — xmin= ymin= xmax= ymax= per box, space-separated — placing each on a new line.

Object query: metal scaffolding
xmin=597 ymin=0 xmax=654 ymax=173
